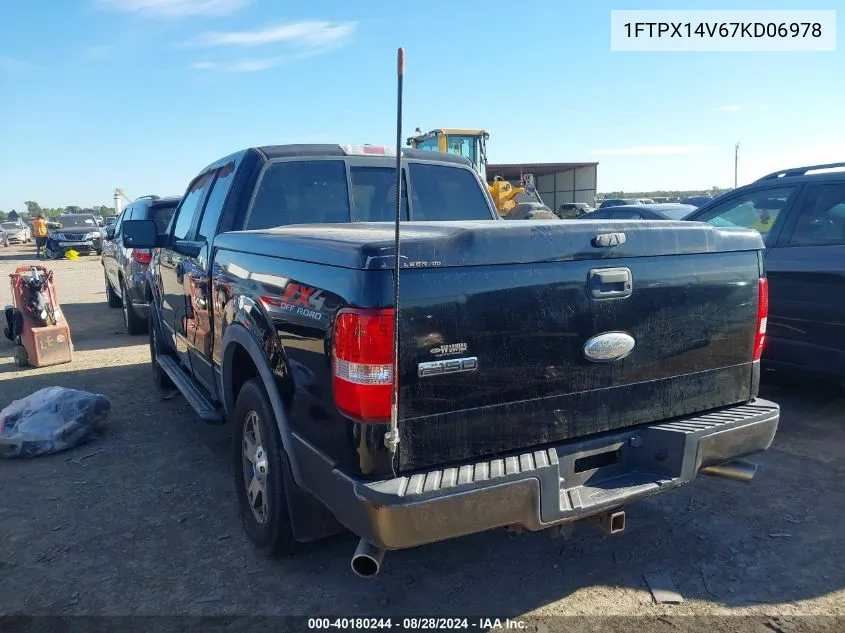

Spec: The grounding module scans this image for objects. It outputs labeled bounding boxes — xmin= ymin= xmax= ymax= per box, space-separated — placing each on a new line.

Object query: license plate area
xmin=558 ymin=439 xmax=629 ymax=488
xmin=574 ymin=447 xmax=622 ymax=473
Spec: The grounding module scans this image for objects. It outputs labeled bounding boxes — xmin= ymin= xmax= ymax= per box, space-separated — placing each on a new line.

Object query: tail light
xmin=332 ymin=308 xmax=394 ymax=423
xmin=753 ymin=277 xmax=768 ymax=361
xmin=133 ymin=249 xmax=152 ymax=265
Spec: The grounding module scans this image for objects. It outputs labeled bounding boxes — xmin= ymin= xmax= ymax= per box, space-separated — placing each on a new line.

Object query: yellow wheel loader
xmin=406 ymin=128 xmax=557 ymax=220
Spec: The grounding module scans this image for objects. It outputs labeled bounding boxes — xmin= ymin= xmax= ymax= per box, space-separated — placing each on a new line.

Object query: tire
xmin=45 ymin=244 xmax=61 ymax=260
xmin=105 ymin=271 xmax=122 ymax=308
xmin=121 ymin=280 xmax=147 ymax=335
xmin=233 ymin=378 xmax=299 ymax=557
xmin=13 ymin=345 xmax=28 ymax=367
xmin=148 ymin=308 xmax=174 ymax=390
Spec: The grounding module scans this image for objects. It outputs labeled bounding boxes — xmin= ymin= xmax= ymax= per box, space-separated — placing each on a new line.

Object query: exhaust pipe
xmin=700 ymin=459 xmax=757 ymax=483
xmin=351 ymin=539 xmax=386 ymax=578
xmin=587 ymin=509 xmax=626 ymax=534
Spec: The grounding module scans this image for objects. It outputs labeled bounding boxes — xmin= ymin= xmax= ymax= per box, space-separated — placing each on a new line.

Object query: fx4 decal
xmin=260 ymin=283 xmax=328 ymax=321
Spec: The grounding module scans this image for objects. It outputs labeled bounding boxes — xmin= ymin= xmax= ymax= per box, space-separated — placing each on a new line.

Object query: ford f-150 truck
xmin=121 ymin=143 xmax=780 ymax=577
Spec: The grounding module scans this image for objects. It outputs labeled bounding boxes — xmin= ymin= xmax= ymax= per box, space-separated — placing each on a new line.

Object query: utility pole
xmin=734 ymin=142 xmax=740 ymax=189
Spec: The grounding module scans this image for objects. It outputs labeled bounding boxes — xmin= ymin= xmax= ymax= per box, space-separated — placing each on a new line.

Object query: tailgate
xmin=395 ymin=223 xmax=764 ymax=472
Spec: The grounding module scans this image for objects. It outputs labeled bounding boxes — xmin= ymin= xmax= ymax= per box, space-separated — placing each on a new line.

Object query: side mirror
xmin=104 ymin=226 xmax=115 ymax=240
xmin=122 ymin=219 xmax=161 ymax=249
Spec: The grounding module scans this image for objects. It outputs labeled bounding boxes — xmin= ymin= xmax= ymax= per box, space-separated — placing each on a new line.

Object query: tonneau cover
xmin=212 ymin=220 xmax=765 ymax=270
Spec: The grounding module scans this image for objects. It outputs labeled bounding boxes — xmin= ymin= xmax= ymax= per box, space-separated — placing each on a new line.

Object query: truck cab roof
xmin=199 ymin=144 xmax=473 ymax=175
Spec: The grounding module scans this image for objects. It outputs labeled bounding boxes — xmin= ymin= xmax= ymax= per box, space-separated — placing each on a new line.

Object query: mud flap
xmin=279 ymin=443 xmax=345 ymax=543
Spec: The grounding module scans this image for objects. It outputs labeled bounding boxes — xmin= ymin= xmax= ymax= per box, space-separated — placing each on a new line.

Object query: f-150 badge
xmin=418 ymin=357 xmax=478 ymax=378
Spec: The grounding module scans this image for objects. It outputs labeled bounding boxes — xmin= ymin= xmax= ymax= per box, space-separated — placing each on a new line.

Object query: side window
xmin=415 ymin=137 xmax=439 ymax=152
xmin=785 ymin=183 xmax=845 ymax=247
xmin=197 ymin=161 xmax=236 ymax=243
xmin=114 ymin=205 xmax=130 ymax=237
xmin=246 ymin=160 xmax=350 ymax=230
xmin=693 ymin=186 xmax=796 ymax=241
xmin=150 ymin=203 xmax=177 ymax=234
xmin=171 ymin=171 xmax=214 ymax=240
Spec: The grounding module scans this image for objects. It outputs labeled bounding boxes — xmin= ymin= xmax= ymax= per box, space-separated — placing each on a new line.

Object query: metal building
xmin=486 ymin=162 xmax=598 ymax=212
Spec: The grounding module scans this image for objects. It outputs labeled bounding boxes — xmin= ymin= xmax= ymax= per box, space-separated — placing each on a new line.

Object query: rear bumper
xmin=295 ymin=399 xmax=779 ymax=550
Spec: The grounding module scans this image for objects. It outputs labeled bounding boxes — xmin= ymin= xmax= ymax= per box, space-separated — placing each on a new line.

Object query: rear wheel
xmin=233 ymin=378 xmax=298 ymax=557
xmin=13 ymin=345 xmax=28 ymax=367
xmin=121 ymin=280 xmax=146 ymax=335
xmin=105 ymin=271 xmax=122 ymax=308
xmin=148 ymin=308 xmax=173 ymax=389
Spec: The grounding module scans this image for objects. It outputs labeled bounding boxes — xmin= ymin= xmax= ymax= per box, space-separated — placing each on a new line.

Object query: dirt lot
xmin=1 ymin=244 xmax=844 ymax=625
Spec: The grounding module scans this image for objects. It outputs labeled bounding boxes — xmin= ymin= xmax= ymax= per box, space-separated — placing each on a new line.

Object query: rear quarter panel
xmin=212 ymin=247 xmax=394 ymax=475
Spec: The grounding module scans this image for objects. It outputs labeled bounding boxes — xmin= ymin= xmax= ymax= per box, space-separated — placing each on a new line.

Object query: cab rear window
xmin=246 ymin=160 xmax=492 ymax=230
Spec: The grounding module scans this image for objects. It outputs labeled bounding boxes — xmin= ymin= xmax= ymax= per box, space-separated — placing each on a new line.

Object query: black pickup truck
xmin=122 ymin=143 xmax=780 ymax=577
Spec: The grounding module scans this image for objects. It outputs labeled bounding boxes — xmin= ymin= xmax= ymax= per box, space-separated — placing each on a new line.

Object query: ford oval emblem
xmin=583 ymin=332 xmax=636 ymax=362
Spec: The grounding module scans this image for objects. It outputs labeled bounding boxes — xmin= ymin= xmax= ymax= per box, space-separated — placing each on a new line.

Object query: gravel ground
xmin=1 ymin=244 xmax=844 ymax=627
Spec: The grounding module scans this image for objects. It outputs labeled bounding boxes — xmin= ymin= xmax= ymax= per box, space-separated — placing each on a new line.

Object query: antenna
xmin=385 ymin=47 xmax=405 ymax=455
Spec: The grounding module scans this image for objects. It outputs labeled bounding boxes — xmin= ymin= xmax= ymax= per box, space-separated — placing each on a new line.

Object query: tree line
xmin=598 ymin=186 xmax=732 ymax=199
xmin=0 ymin=201 xmax=117 ymax=222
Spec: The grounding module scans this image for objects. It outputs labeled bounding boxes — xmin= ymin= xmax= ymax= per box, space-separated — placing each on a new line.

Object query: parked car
xmin=44 ymin=213 xmax=104 ymax=259
xmin=686 ymin=161 xmax=845 ymax=381
xmin=579 ymin=203 xmax=697 ymax=220
xmin=104 ymin=216 xmax=118 ymax=228
xmin=102 ymin=195 xmax=180 ymax=334
xmin=598 ymin=198 xmax=637 ymax=209
xmin=0 ymin=225 xmax=8 ymax=247
xmin=2 ymin=220 xmax=32 ymax=244
xmin=120 ymin=143 xmax=778 ymax=576
xmin=681 ymin=195 xmax=715 ymax=207
xmin=557 ymin=202 xmax=592 ymax=218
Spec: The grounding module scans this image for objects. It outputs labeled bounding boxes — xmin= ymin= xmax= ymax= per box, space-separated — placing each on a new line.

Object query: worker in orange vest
xmin=32 ymin=215 xmax=49 ymax=259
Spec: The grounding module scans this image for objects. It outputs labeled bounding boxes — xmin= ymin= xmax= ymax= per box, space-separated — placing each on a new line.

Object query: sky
xmin=0 ymin=0 xmax=843 ymax=211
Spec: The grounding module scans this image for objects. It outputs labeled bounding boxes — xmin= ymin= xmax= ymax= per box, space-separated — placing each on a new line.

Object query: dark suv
xmin=686 ymin=161 xmax=845 ymax=381
xmin=102 ymin=195 xmax=179 ymax=334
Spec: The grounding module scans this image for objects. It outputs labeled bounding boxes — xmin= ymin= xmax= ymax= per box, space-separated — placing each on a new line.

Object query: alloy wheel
xmin=242 ymin=411 xmax=269 ymax=524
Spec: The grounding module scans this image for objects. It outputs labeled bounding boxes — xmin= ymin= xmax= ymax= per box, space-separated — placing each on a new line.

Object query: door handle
xmin=587 ymin=267 xmax=632 ymax=299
